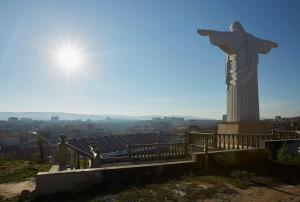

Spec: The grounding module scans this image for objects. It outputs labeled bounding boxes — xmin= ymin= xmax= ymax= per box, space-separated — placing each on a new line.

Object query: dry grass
xmin=0 ymin=159 xmax=50 ymax=184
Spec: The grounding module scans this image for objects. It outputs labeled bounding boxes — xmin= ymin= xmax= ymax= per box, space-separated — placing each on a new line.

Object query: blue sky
xmin=0 ymin=0 xmax=299 ymax=119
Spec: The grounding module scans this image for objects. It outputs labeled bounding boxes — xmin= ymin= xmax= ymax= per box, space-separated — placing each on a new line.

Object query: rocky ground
xmin=1 ymin=161 xmax=300 ymax=202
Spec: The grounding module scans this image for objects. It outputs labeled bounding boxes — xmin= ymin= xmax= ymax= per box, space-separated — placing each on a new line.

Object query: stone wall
xmin=36 ymin=160 xmax=195 ymax=195
xmin=36 ymin=148 xmax=268 ymax=195
xmin=194 ymin=148 xmax=268 ymax=169
xmin=36 ymin=169 xmax=102 ymax=195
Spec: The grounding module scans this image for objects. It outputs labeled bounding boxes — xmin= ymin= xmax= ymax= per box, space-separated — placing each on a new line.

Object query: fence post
xmin=213 ymin=129 xmax=218 ymax=149
xmin=184 ymin=129 xmax=189 ymax=155
xmin=184 ymin=142 xmax=188 ymax=155
xmin=127 ymin=142 xmax=132 ymax=158
xmin=76 ymin=152 xmax=80 ymax=169
xmin=84 ymin=155 xmax=87 ymax=168
xmin=158 ymin=142 xmax=161 ymax=158
xmin=185 ymin=129 xmax=190 ymax=145
xmin=205 ymin=137 xmax=208 ymax=173
xmin=271 ymin=128 xmax=276 ymax=139
xmin=218 ymin=134 xmax=222 ymax=149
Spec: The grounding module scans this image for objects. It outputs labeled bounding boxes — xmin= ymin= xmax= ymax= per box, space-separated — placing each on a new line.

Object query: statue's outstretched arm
xmin=255 ymin=37 xmax=278 ymax=54
xmin=268 ymin=40 xmax=278 ymax=48
xmin=197 ymin=29 xmax=242 ymax=54
xmin=197 ymin=29 xmax=210 ymax=36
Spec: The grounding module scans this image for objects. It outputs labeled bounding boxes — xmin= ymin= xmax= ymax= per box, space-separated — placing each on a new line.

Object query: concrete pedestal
xmin=218 ymin=121 xmax=271 ymax=135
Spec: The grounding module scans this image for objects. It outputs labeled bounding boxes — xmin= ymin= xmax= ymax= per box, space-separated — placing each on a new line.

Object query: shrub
xmin=277 ymin=143 xmax=291 ymax=162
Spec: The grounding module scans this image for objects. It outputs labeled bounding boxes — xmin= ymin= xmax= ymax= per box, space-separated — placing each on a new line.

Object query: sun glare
xmin=54 ymin=43 xmax=84 ymax=72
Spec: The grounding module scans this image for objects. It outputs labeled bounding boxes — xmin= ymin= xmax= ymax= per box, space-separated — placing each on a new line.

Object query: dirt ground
xmin=90 ymin=182 xmax=300 ymax=202
xmin=1 ymin=177 xmax=300 ymax=201
xmin=229 ymin=184 xmax=300 ymax=202
xmin=0 ymin=178 xmax=35 ymax=199
xmin=1 ymin=161 xmax=300 ymax=202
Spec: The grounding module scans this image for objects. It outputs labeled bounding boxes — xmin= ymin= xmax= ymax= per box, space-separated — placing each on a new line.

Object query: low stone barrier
xmin=36 ymin=160 xmax=195 ymax=195
xmin=36 ymin=148 xmax=268 ymax=195
xmin=194 ymin=148 xmax=268 ymax=169
xmin=36 ymin=168 xmax=103 ymax=195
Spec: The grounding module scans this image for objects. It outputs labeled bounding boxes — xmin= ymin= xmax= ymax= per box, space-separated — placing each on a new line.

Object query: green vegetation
xmin=277 ymin=143 xmax=300 ymax=166
xmin=277 ymin=143 xmax=292 ymax=162
xmin=0 ymin=159 xmax=50 ymax=184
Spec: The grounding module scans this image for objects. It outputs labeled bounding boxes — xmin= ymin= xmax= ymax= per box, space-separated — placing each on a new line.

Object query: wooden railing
xmin=271 ymin=130 xmax=300 ymax=140
xmin=187 ymin=131 xmax=217 ymax=149
xmin=127 ymin=130 xmax=300 ymax=161
xmin=128 ymin=143 xmax=189 ymax=160
xmin=58 ymin=129 xmax=299 ymax=168
xmin=216 ymin=134 xmax=272 ymax=150
xmin=188 ymin=129 xmax=300 ymax=151
xmin=64 ymin=143 xmax=94 ymax=169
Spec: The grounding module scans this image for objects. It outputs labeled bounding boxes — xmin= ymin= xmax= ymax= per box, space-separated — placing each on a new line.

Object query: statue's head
xmin=230 ymin=21 xmax=245 ymax=32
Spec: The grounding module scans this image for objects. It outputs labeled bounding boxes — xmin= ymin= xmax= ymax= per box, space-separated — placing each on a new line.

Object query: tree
xmin=36 ymin=131 xmax=49 ymax=163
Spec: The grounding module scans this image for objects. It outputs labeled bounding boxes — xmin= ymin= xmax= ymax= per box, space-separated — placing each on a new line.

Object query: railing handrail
xmin=128 ymin=141 xmax=189 ymax=160
xmin=66 ymin=143 xmax=94 ymax=158
xmin=274 ymin=129 xmax=299 ymax=133
xmin=219 ymin=133 xmax=272 ymax=136
xmin=129 ymin=142 xmax=185 ymax=147
xmin=189 ymin=131 xmax=215 ymax=135
xmin=189 ymin=144 xmax=215 ymax=149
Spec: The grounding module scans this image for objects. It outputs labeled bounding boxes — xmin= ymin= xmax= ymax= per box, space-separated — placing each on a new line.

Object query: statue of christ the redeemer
xmin=197 ymin=21 xmax=278 ymax=122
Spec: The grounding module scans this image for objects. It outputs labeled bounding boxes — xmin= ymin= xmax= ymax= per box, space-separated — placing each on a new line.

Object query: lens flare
xmin=54 ymin=42 xmax=85 ymax=73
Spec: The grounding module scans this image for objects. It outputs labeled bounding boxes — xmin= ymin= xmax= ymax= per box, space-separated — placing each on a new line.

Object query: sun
xmin=54 ymin=43 xmax=84 ymax=72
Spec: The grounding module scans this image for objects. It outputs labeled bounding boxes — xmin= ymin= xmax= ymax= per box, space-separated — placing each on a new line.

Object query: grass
xmin=276 ymin=143 xmax=300 ymax=166
xmin=0 ymin=159 xmax=50 ymax=184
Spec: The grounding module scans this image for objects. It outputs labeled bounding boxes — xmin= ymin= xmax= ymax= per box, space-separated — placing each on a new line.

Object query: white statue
xmin=197 ymin=21 xmax=278 ymax=122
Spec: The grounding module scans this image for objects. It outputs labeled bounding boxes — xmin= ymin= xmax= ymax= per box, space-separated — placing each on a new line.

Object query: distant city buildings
xmin=20 ymin=117 xmax=33 ymax=122
xmin=152 ymin=116 xmax=185 ymax=126
xmin=1 ymin=114 xmax=298 ymax=161
xmin=8 ymin=117 xmax=18 ymax=122
xmin=273 ymin=116 xmax=300 ymax=130
xmin=1 ymin=137 xmax=20 ymax=146
xmin=51 ymin=116 xmax=59 ymax=122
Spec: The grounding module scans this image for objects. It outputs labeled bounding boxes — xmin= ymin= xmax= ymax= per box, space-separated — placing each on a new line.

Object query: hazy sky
xmin=0 ymin=0 xmax=299 ymax=119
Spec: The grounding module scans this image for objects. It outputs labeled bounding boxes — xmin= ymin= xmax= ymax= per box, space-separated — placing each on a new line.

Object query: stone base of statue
xmin=218 ymin=121 xmax=271 ymax=135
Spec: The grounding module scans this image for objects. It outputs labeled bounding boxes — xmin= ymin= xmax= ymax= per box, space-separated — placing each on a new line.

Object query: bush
xmin=277 ymin=143 xmax=291 ymax=162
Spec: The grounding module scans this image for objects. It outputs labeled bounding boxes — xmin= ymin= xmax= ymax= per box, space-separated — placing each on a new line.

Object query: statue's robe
xmin=208 ymin=30 xmax=275 ymax=121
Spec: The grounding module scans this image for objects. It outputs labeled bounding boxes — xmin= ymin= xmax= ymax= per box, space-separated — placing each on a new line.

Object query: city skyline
xmin=0 ymin=0 xmax=299 ymax=119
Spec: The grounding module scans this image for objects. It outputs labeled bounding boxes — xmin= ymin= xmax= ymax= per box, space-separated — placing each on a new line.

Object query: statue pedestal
xmin=218 ymin=121 xmax=271 ymax=135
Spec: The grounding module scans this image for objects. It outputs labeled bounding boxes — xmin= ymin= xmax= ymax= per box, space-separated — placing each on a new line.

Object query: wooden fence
xmin=127 ymin=130 xmax=300 ymax=161
xmin=57 ymin=129 xmax=299 ymax=168
xmin=128 ymin=143 xmax=189 ymax=160
xmin=272 ymin=130 xmax=300 ymax=140
xmin=188 ymin=129 xmax=300 ymax=151
xmin=188 ymin=131 xmax=217 ymax=148
xmin=216 ymin=134 xmax=271 ymax=150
